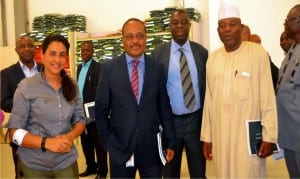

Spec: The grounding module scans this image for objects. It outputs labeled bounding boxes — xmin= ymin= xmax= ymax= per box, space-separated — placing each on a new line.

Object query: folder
xmin=157 ymin=125 xmax=167 ymax=165
xmin=84 ymin=101 xmax=95 ymax=119
xmin=246 ymin=120 xmax=279 ymax=156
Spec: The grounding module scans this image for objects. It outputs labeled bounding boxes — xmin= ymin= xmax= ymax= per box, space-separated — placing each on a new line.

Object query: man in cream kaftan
xmin=201 ymin=41 xmax=278 ymax=178
xmin=200 ymin=3 xmax=277 ymax=178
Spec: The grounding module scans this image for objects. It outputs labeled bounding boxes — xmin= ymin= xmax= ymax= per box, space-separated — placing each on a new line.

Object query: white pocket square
xmin=242 ymin=71 xmax=251 ymax=77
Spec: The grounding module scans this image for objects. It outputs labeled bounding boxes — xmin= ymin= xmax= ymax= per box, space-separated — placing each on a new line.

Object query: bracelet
xmin=41 ymin=137 xmax=47 ymax=152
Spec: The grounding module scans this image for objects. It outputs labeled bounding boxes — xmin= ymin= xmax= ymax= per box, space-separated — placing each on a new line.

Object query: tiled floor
xmin=0 ymin=138 xmax=289 ymax=179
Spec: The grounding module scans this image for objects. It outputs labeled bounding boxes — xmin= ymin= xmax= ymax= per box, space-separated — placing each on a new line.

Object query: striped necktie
xmin=131 ymin=60 xmax=139 ymax=101
xmin=179 ymin=48 xmax=195 ymax=111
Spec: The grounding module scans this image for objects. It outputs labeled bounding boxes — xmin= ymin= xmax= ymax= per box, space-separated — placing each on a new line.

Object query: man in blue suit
xmin=151 ymin=9 xmax=208 ymax=178
xmin=95 ymin=18 xmax=176 ymax=178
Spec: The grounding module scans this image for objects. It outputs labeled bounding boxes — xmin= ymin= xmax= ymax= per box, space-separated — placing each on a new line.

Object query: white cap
xmin=218 ymin=3 xmax=240 ymax=20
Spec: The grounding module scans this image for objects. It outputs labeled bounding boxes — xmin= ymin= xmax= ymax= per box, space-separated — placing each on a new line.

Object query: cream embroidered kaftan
xmin=201 ymin=42 xmax=277 ymax=178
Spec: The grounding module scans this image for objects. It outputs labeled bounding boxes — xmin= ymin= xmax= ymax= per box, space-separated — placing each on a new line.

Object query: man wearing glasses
xmin=95 ymin=18 xmax=175 ymax=178
xmin=277 ymin=4 xmax=300 ymax=178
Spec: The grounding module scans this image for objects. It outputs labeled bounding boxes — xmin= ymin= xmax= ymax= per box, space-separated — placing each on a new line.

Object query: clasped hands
xmin=44 ymin=132 xmax=74 ymax=153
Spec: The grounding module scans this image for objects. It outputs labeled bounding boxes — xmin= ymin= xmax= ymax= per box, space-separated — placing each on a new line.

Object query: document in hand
xmin=84 ymin=101 xmax=95 ymax=119
xmin=246 ymin=120 xmax=279 ymax=156
xmin=157 ymin=125 xmax=167 ymax=165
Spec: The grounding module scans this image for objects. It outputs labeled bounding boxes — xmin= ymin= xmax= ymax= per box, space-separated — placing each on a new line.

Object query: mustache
xmin=130 ymin=43 xmax=141 ymax=48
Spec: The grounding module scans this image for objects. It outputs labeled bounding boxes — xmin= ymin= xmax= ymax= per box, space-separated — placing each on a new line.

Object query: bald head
xmin=241 ymin=24 xmax=251 ymax=41
xmin=280 ymin=31 xmax=295 ymax=53
xmin=15 ymin=35 xmax=34 ymax=47
xmin=249 ymin=34 xmax=261 ymax=44
xmin=15 ymin=35 xmax=36 ymax=67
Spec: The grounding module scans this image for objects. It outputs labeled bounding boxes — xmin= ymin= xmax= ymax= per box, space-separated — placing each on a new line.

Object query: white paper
xmin=84 ymin=101 xmax=95 ymax=118
xmin=272 ymin=148 xmax=284 ymax=160
xmin=126 ymin=154 xmax=134 ymax=167
xmin=157 ymin=127 xmax=167 ymax=166
xmin=242 ymin=71 xmax=251 ymax=77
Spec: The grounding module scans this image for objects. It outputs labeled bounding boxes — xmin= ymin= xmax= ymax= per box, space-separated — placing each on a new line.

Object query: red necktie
xmin=131 ymin=60 xmax=139 ymax=101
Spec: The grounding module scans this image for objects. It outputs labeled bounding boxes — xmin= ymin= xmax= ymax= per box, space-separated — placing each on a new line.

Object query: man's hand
xmin=257 ymin=141 xmax=274 ymax=158
xmin=203 ymin=142 xmax=213 ymax=160
xmin=165 ymin=148 xmax=175 ymax=162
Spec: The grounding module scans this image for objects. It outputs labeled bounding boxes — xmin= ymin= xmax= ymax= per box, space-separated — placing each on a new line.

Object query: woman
xmin=8 ymin=34 xmax=86 ymax=178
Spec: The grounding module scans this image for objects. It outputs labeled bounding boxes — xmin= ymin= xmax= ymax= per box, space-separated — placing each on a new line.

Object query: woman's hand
xmin=45 ymin=135 xmax=73 ymax=153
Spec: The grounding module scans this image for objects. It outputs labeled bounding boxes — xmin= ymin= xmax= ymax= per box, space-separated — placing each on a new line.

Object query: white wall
xmin=27 ymin=0 xmax=174 ymax=33
xmin=0 ymin=47 xmax=18 ymax=69
xmin=3 ymin=0 xmax=16 ymax=46
xmin=7 ymin=0 xmax=300 ymax=69
xmin=26 ymin=0 xmax=209 ymax=47
xmin=208 ymin=0 xmax=300 ymax=67
xmin=0 ymin=1 xmax=3 ymax=46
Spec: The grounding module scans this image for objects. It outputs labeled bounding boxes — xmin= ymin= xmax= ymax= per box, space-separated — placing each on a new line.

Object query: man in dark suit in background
xmin=151 ymin=9 xmax=208 ymax=178
xmin=1 ymin=35 xmax=42 ymax=179
xmin=95 ymin=18 xmax=176 ymax=178
xmin=77 ymin=41 xmax=108 ymax=179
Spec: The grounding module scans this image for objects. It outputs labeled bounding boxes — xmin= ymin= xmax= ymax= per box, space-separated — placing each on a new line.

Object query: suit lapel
xmin=37 ymin=63 xmax=43 ymax=72
xmin=15 ymin=63 xmax=26 ymax=79
xmin=190 ymin=42 xmax=206 ymax=102
xmin=119 ymin=54 xmax=138 ymax=105
xmin=139 ymin=55 xmax=152 ymax=108
xmin=190 ymin=43 xmax=205 ymax=96
xmin=191 ymin=44 xmax=202 ymax=75
xmin=161 ymin=43 xmax=171 ymax=80
xmin=77 ymin=64 xmax=82 ymax=79
xmin=83 ymin=60 xmax=95 ymax=92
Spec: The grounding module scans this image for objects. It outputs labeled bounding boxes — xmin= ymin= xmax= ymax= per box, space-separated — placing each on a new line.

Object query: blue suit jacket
xmin=95 ymin=53 xmax=175 ymax=167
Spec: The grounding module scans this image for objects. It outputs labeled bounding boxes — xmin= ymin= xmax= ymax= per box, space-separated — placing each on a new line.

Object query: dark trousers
xmin=284 ymin=148 xmax=300 ymax=178
xmin=80 ymin=121 xmax=108 ymax=177
xmin=11 ymin=142 xmax=23 ymax=179
xmin=109 ymin=157 xmax=162 ymax=178
xmin=163 ymin=110 xmax=206 ymax=179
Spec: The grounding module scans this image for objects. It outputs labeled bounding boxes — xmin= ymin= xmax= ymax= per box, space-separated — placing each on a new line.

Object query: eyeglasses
xmin=123 ymin=33 xmax=145 ymax=41
xmin=285 ymin=15 xmax=300 ymax=24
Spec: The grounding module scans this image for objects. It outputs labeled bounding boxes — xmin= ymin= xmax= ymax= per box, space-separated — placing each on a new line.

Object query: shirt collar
xmin=82 ymin=59 xmax=93 ymax=66
xmin=171 ymin=39 xmax=191 ymax=53
xmin=125 ymin=53 xmax=145 ymax=65
xmin=19 ymin=60 xmax=38 ymax=71
xmin=39 ymin=71 xmax=62 ymax=92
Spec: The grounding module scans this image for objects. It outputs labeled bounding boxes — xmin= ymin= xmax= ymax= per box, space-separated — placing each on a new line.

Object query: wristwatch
xmin=41 ymin=137 xmax=47 ymax=152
